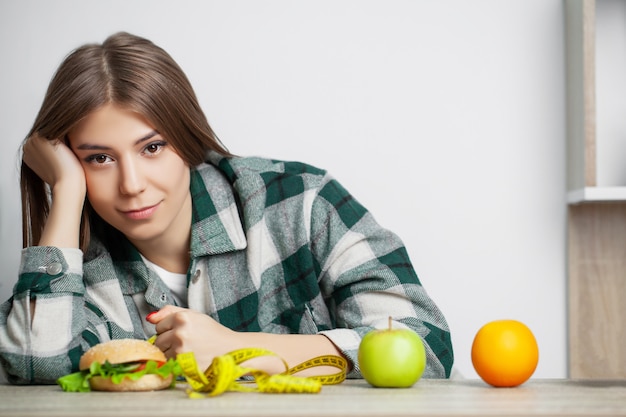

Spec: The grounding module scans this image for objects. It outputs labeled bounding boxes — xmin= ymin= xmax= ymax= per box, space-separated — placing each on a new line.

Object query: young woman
xmin=0 ymin=32 xmax=453 ymax=384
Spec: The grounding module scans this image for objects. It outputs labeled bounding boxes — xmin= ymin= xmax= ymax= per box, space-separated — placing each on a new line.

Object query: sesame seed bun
xmin=80 ymin=339 xmax=172 ymax=392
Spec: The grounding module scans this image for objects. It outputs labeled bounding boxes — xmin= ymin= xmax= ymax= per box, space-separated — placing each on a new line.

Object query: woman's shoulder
xmin=204 ymin=151 xmax=329 ymax=184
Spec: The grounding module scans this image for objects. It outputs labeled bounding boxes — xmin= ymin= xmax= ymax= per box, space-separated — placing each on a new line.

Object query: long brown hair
xmin=21 ymin=32 xmax=231 ymax=251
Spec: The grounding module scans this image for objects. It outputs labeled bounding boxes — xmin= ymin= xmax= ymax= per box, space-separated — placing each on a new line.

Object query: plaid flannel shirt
xmin=0 ymin=152 xmax=453 ymax=384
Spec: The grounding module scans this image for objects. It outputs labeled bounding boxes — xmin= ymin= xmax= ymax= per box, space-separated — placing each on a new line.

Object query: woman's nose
xmin=119 ymin=158 xmax=146 ymax=195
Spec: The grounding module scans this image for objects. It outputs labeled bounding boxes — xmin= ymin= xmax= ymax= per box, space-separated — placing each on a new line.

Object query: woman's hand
xmin=22 ymin=134 xmax=86 ymax=193
xmin=147 ymin=306 xmax=242 ymax=372
xmin=22 ymin=134 xmax=87 ymax=247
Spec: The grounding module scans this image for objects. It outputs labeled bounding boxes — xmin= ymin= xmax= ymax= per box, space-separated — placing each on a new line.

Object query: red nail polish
xmin=146 ymin=311 xmax=157 ymax=321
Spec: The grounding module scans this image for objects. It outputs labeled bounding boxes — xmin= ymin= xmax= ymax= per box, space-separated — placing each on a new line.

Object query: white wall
xmin=0 ymin=0 xmax=567 ymax=381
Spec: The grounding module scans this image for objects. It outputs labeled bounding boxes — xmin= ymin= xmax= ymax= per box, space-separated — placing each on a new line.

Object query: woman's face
xmin=69 ymin=103 xmax=191 ymax=246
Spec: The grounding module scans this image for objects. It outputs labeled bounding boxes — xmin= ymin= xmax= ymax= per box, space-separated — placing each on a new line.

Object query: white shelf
xmin=567 ymin=186 xmax=626 ymax=204
xmin=565 ymin=0 xmax=626 ymax=380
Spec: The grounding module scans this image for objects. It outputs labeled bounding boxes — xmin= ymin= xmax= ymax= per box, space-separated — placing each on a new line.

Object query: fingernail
xmin=146 ymin=311 xmax=157 ymax=321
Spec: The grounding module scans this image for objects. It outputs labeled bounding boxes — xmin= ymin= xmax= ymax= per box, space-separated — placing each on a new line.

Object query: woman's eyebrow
xmin=75 ymin=130 xmax=160 ymax=151
xmin=136 ymin=130 xmax=160 ymax=143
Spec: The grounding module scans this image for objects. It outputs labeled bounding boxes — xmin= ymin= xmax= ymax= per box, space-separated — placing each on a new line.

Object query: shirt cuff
xmin=319 ymin=328 xmax=363 ymax=378
xmin=15 ymin=247 xmax=84 ymax=296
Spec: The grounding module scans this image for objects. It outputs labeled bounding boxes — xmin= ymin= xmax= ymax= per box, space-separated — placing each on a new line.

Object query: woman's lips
xmin=121 ymin=203 xmax=160 ymax=220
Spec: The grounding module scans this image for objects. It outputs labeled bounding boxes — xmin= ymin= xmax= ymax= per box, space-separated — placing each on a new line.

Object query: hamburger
xmin=57 ymin=339 xmax=182 ymax=392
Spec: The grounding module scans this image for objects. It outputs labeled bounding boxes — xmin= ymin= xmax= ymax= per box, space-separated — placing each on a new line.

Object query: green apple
xmin=358 ymin=317 xmax=426 ymax=388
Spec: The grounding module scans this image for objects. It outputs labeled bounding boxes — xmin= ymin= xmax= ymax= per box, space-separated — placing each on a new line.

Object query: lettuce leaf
xmin=57 ymin=370 xmax=91 ymax=392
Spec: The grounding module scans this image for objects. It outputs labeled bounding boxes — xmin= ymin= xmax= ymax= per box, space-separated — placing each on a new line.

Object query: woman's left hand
xmin=147 ymin=305 xmax=241 ymax=371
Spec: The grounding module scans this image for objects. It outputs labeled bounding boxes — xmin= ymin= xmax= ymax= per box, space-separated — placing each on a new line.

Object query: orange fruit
xmin=471 ymin=319 xmax=539 ymax=387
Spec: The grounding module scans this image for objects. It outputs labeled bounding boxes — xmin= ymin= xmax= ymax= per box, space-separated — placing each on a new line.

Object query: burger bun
xmin=89 ymin=374 xmax=173 ymax=392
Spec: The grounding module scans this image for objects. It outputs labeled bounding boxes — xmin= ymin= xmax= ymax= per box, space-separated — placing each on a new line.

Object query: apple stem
xmin=388 ymin=316 xmax=392 ymax=330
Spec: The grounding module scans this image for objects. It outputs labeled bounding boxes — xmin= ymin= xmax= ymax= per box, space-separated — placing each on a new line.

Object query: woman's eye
xmin=85 ymin=154 xmax=112 ymax=164
xmin=144 ymin=141 xmax=166 ymax=155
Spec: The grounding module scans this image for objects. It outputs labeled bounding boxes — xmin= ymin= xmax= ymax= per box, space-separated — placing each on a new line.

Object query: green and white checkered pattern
xmin=0 ymin=152 xmax=453 ymax=384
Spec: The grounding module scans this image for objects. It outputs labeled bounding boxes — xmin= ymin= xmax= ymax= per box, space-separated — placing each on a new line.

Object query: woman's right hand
xmin=22 ymin=134 xmax=87 ymax=247
xmin=22 ymin=134 xmax=86 ymax=193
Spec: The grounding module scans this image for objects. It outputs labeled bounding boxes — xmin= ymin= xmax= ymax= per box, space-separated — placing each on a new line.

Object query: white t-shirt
xmin=140 ymin=255 xmax=188 ymax=307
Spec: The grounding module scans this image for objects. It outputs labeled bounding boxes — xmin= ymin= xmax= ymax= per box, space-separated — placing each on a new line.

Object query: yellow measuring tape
xmin=176 ymin=348 xmax=347 ymax=398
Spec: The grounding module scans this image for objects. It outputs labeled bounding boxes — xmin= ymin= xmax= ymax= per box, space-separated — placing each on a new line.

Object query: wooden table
xmin=0 ymin=379 xmax=625 ymax=417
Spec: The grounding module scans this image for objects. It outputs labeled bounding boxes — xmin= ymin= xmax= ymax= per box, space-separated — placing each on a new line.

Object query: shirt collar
xmin=189 ymin=162 xmax=247 ymax=258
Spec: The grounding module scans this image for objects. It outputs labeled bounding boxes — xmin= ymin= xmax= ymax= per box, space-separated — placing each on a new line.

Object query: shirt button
xmin=191 ymin=269 xmax=201 ymax=284
xmin=46 ymin=263 xmax=62 ymax=275
xmin=160 ymin=293 xmax=167 ymax=302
